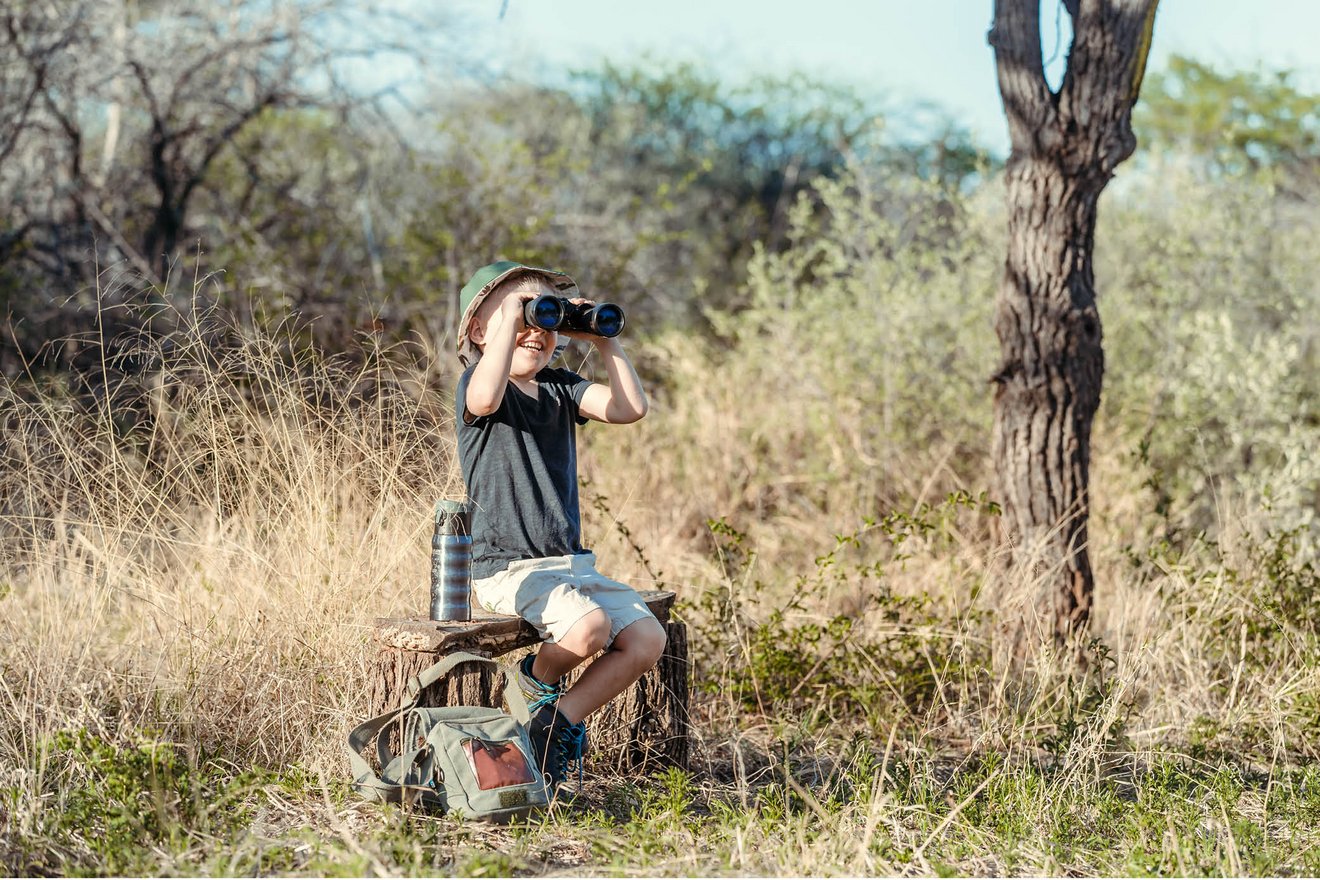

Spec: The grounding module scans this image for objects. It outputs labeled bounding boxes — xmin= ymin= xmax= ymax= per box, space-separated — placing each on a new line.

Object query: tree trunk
xmin=992 ymin=157 xmax=1104 ymax=643
xmin=990 ymin=0 xmax=1159 ymax=647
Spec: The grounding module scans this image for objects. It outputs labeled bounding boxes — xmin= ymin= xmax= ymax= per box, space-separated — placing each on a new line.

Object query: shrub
xmin=681 ymin=493 xmax=998 ymax=733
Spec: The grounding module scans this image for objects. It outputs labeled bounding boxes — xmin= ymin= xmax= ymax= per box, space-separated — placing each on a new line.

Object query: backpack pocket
xmin=435 ymin=720 xmax=548 ymax=819
xmin=462 ymin=737 xmax=537 ymax=790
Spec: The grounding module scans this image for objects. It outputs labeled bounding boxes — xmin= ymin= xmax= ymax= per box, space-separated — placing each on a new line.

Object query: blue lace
xmin=557 ymin=721 xmax=588 ymax=792
xmin=519 ymin=656 xmax=563 ymax=713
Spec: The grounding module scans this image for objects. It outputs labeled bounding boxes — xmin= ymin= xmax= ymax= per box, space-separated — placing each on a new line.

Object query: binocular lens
xmin=590 ymin=303 xmax=625 ymax=338
xmin=525 ymin=295 xmax=565 ymax=331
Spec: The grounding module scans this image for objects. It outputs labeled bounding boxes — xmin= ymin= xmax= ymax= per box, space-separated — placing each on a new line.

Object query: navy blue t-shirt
xmin=456 ymin=365 xmax=592 ymax=580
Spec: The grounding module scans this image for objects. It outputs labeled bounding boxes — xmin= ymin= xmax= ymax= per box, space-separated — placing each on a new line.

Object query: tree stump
xmin=366 ymin=590 xmax=689 ymax=773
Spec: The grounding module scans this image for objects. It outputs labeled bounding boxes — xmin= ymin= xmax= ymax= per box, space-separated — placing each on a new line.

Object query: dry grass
xmin=1 ymin=290 xmax=1318 ymax=876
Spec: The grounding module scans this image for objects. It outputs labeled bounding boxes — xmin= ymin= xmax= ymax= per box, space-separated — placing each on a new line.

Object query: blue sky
xmin=451 ymin=0 xmax=1320 ymax=154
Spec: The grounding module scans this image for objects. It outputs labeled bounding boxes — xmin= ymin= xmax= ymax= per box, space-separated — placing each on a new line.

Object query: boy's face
xmin=471 ymin=282 xmax=559 ymax=379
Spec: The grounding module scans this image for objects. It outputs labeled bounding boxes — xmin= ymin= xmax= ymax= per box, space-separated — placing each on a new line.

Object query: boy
xmin=454 ymin=260 xmax=667 ymax=797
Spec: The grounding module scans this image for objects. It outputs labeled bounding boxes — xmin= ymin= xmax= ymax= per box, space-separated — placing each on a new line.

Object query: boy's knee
xmin=626 ymin=617 xmax=667 ymax=665
xmin=647 ymin=621 xmax=668 ymax=663
xmin=560 ymin=608 xmax=611 ymax=657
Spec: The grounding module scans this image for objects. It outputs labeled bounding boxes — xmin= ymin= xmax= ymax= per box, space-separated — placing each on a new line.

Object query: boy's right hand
xmin=498 ymin=291 xmax=532 ymax=330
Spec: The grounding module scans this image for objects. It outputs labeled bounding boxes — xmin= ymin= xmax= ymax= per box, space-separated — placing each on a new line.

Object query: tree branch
xmin=79 ymin=197 xmax=163 ymax=289
xmin=1056 ymin=0 xmax=1161 ymax=170
xmin=180 ymin=91 xmax=282 ymax=209
xmin=990 ymin=0 xmax=1057 ymax=156
xmin=0 ymin=44 xmax=46 ymax=168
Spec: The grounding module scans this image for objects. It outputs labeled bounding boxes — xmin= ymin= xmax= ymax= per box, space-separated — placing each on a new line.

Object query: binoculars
xmin=523 ymin=295 xmax=625 ymax=338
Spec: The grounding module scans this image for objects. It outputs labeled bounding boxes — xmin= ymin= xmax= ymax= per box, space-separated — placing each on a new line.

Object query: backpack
xmin=346 ymin=651 xmax=550 ymax=822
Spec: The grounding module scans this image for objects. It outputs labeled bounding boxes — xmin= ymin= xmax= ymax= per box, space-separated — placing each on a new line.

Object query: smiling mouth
xmin=519 ymin=341 xmax=544 ymax=352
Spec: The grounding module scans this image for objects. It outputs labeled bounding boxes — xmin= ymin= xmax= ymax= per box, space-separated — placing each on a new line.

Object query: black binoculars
xmin=523 ymin=295 xmax=625 ymax=338
xmin=522 ymin=294 xmax=625 ymax=340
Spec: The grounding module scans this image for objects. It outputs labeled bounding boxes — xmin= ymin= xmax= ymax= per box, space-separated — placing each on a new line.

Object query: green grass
xmin=9 ymin=727 xmax=1320 ymax=876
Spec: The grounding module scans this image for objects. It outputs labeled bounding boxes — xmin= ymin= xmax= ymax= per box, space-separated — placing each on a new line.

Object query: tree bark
xmin=993 ymin=158 xmax=1105 ymax=643
xmin=989 ymin=0 xmax=1159 ymax=646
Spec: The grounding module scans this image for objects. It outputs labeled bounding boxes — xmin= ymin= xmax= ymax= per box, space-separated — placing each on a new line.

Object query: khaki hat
xmin=456 ymin=261 xmax=579 ymax=367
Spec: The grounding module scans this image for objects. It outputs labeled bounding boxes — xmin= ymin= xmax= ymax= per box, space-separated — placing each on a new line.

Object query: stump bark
xmin=365 ymin=590 xmax=689 ymax=773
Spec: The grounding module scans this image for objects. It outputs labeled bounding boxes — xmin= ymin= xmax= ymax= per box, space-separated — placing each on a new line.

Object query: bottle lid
xmin=435 ymin=498 xmax=469 ymax=520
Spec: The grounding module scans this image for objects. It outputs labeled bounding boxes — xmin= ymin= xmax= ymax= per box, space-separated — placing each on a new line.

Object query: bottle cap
xmin=435 ymin=498 xmax=469 ymax=521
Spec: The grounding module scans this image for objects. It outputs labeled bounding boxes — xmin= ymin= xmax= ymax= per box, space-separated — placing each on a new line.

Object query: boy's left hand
xmin=558 ymin=298 xmax=620 ymax=345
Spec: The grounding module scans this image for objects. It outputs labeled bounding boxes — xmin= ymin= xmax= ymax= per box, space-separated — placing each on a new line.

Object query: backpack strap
xmin=406 ymin=651 xmax=532 ymax=724
xmin=346 ymin=705 xmax=424 ymax=804
xmin=346 ymin=651 xmax=532 ymax=803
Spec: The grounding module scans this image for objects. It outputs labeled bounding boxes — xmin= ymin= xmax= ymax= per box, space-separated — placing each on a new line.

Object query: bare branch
xmin=79 ymin=198 xmax=163 ymax=289
xmin=990 ymin=0 xmax=1057 ymax=155
xmin=1057 ymin=0 xmax=1161 ymax=170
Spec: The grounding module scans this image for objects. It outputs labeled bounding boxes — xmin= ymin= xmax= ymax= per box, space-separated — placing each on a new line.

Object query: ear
xmin=467 ymin=315 xmax=486 ymax=346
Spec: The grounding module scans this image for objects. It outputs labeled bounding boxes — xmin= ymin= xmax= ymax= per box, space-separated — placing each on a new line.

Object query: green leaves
xmin=29 ymin=729 xmax=264 ymax=876
xmin=1136 ymin=54 xmax=1320 ymax=183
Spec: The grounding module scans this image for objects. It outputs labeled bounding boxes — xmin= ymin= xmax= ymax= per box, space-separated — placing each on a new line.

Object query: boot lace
xmin=518 ymin=655 xmax=564 ymax=713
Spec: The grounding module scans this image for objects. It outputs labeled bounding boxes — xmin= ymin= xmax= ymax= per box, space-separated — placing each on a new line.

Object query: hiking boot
xmin=557 ymin=719 xmax=589 ymax=793
xmin=517 ymin=654 xmax=589 ymax=756
xmin=516 ymin=654 xmax=564 ymax=713
xmin=527 ymin=704 xmax=589 ymax=797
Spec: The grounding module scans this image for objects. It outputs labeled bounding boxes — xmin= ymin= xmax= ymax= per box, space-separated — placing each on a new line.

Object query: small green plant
xmin=453 ymin=849 xmax=524 ymax=877
xmin=625 ymin=766 xmax=696 ymax=826
xmin=1247 ymin=525 xmax=1320 ymax=639
xmin=1039 ymin=639 xmax=1134 ymax=762
xmin=26 ymin=729 xmax=262 ymax=876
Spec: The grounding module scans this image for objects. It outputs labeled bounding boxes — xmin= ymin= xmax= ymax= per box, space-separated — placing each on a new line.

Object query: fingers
xmin=500 ymin=291 xmax=538 ymax=325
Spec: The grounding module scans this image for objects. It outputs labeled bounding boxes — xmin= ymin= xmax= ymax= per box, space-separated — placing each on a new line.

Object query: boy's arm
xmin=576 ymin=337 xmax=649 ymax=424
xmin=464 ymin=295 xmax=527 ymax=419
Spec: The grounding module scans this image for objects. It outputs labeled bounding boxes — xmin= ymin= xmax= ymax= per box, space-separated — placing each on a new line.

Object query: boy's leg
xmin=520 ymin=564 xmax=666 ymax=793
xmin=554 ymin=615 xmax=667 ymax=724
xmin=523 ymin=609 xmax=614 ymax=792
xmin=531 ymin=608 xmax=612 ymax=684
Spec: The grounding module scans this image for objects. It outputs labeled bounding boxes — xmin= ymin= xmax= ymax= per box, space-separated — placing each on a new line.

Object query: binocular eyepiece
xmin=523 ymin=295 xmax=626 ymax=338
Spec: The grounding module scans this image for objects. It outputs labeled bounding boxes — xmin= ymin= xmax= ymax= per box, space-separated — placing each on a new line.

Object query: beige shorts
xmin=471 ymin=552 xmax=655 ymax=647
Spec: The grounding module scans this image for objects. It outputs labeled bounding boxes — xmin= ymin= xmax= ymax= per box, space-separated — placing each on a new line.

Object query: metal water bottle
xmin=430 ymin=499 xmax=472 ymax=621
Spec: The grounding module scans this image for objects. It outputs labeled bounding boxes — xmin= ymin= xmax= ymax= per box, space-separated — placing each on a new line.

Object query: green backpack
xmin=346 ymin=651 xmax=550 ymax=822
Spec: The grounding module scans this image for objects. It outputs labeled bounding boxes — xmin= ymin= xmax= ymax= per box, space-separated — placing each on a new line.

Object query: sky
xmin=447 ymin=0 xmax=1320 ymax=155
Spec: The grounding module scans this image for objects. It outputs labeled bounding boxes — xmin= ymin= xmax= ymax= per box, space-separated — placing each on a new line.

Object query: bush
xmin=1099 ymin=162 xmax=1320 ymax=539
xmin=681 ymin=493 xmax=998 ymax=733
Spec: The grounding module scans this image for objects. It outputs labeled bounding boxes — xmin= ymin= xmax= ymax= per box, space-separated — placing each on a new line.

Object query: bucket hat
xmin=456 ymin=261 xmax=579 ymax=367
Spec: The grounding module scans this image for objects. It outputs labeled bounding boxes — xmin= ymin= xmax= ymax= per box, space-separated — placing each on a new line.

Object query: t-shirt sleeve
xmin=456 ymin=366 xmax=488 ymax=427
xmin=546 ymin=367 xmax=591 ymax=426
